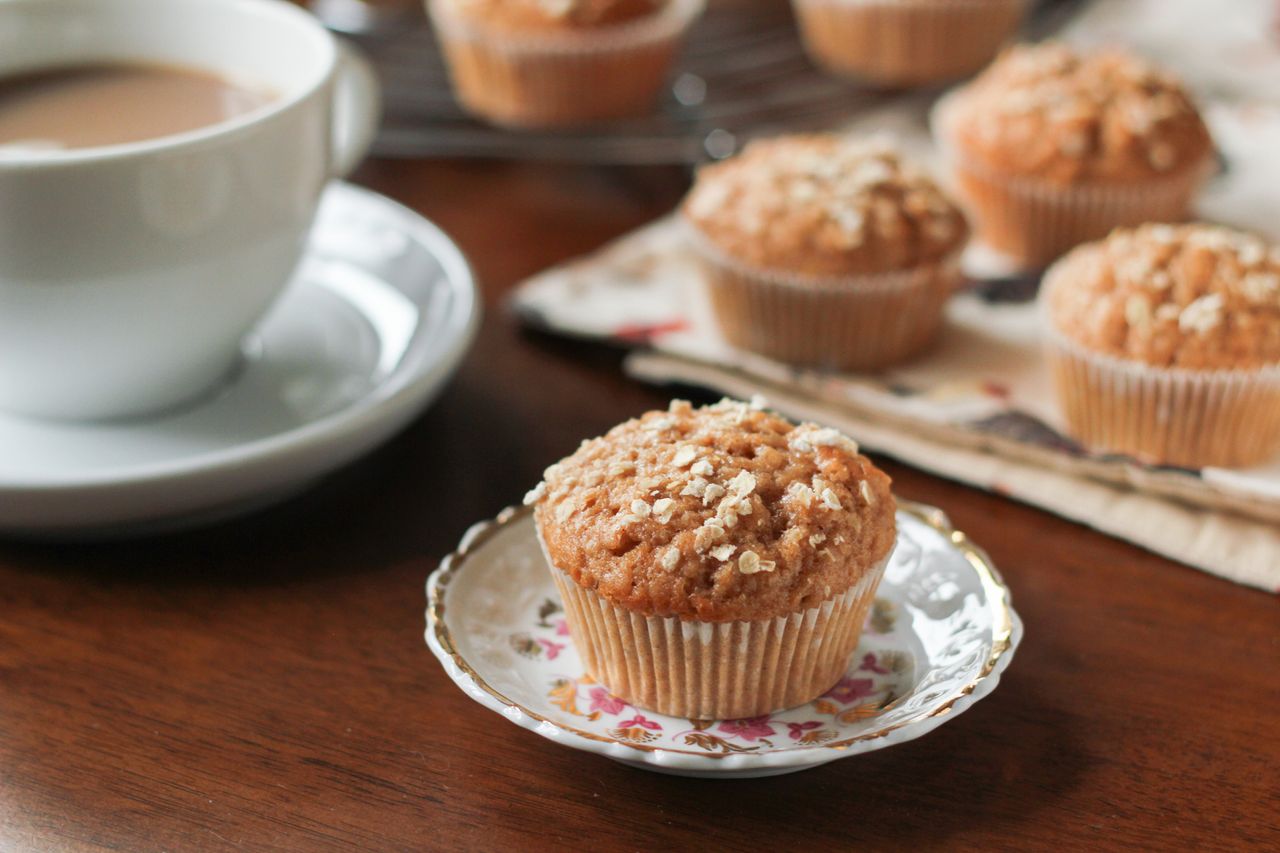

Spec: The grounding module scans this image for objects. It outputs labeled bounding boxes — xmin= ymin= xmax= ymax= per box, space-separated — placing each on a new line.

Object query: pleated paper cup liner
xmin=547 ymin=551 xmax=891 ymax=720
xmin=427 ymin=0 xmax=704 ymax=128
xmin=931 ymin=92 xmax=1214 ymax=269
xmin=684 ymin=220 xmax=962 ymax=372
xmin=792 ymin=0 xmax=1027 ymax=87
xmin=1040 ymin=270 xmax=1280 ymax=469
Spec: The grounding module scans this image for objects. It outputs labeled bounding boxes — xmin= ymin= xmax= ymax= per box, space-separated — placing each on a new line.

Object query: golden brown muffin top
xmin=528 ymin=399 xmax=897 ymax=622
xmin=943 ymin=42 xmax=1212 ymax=185
xmin=1044 ymin=224 xmax=1280 ymax=370
xmin=682 ymin=134 xmax=968 ymax=278
xmin=446 ymin=0 xmax=665 ymax=31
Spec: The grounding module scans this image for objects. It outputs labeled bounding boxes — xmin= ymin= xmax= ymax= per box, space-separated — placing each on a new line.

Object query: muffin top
xmin=528 ymin=399 xmax=897 ymax=622
xmin=1045 ymin=224 xmax=1280 ymax=370
xmin=944 ymin=42 xmax=1212 ymax=185
xmin=445 ymin=0 xmax=665 ymax=31
xmin=682 ymin=134 xmax=967 ymax=277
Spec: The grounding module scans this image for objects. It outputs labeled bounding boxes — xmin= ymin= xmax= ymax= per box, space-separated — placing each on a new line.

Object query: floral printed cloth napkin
xmin=511 ymin=3 xmax=1280 ymax=592
xmin=514 ymin=209 xmax=1280 ymax=592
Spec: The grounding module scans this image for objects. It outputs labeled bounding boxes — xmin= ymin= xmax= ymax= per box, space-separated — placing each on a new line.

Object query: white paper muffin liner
xmin=684 ymin=218 xmax=963 ymax=371
xmin=932 ymin=92 xmax=1214 ymax=269
xmin=547 ymin=549 xmax=891 ymax=720
xmin=427 ymin=0 xmax=704 ymax=128
xmin=792 ymin=0 xmax=1027 ymax=87
xmin=1041 ymin=268 xmax=1280 ymax=468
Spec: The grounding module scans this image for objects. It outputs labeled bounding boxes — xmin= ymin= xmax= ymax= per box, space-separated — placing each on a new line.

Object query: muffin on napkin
xmin=934 ymin=42 xmax=1214 ymax=268
xmin=428 ymin=0 xmax=703 ymax=128
xmin=1043 ymin=223 xmax=1280 ymax=468
xmin=526 ymin=398 xmax=896 ymax=719
xmin=682 ymin=133 xmax=968 ymax=371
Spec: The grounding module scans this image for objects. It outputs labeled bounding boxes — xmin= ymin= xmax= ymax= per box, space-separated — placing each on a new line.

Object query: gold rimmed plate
xmin=425 ymin=500 xmax=1021 ymax=778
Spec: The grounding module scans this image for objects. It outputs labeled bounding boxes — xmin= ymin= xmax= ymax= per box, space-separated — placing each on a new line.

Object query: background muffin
xmin=934 ymin=42 xmax=1214 ymax=267
xmin=682 ymin=133 xmax=968 ymax=371
xmin=793 ymin=0 xmax=1028 ymax=88
xmin=428 ymin=0 xmax=703 ymax=128
xmin=528 ymin=398 xmax=897 ymax=719
xmin=1043 ymin=223 xmax=1280 ymax=468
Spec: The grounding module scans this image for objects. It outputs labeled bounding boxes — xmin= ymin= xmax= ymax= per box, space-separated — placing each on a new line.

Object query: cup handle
xmin=330 ymin=38 xmax=381 ymax=178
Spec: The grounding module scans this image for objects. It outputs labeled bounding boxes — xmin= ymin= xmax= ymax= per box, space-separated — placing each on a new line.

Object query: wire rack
xmin=339 ymin=0 xmax=1084 ymax=165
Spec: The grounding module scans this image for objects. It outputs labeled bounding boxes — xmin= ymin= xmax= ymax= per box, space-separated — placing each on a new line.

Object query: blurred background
xmin=287 ymin=0 xmax=1278 ymax=165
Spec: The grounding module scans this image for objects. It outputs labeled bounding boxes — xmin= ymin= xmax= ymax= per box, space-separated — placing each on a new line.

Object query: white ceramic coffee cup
xmin=0 ymin=0 xmax=381 ymax=420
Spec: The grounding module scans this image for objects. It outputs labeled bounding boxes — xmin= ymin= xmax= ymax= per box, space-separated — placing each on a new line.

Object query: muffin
xmin=682 ymin=133 xmax=968 ymax=371
xmin=1043 ymin=224 xmax=1280 ymax=468
xmin=526 ymin=398 xmax=897 ymax=719
xmin=793 ymin=0 xmax=1029 ymax=87
xmin=934 ymin=43 xmax=1214 ymax=268
xmin=427 ymin=0 xmax=703 ymax=128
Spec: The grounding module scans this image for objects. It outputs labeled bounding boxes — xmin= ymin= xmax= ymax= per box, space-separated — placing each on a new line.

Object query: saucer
xmin=426 ymin=501 xmax=1022 ymax=779
xmin=0 ymin=182 xmax=479 ymax=536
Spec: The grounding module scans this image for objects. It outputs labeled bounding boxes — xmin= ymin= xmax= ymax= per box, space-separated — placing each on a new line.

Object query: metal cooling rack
xmin=338 ymin=0 xmax=1084 ymax=164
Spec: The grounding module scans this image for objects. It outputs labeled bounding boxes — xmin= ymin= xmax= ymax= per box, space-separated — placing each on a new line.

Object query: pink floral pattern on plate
xmin=508 ymin=595 xmax=914 ymax=755
xmin=429 ymin=506 xmax=1021 ymax=775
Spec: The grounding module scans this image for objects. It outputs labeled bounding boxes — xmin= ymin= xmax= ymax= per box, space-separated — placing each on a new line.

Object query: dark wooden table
xmin=2 ymin=157 xmax=1277 ymax=852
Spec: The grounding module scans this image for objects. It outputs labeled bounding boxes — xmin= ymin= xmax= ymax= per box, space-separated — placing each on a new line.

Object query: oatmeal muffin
xmin=793 ymin=0 xmax=1028 ymax=88
xmin=682 ymin=133 xmax=968 ymax=371
xmin=427 ymin=0 xmax=703 ymax=128
xmin=934 ymin=43 xmax=1214 ymax=267
xmin=526 ymin=398 xmax=897 ymax=719
xmin=1043 ymin=224 xmax=1280 ymax=468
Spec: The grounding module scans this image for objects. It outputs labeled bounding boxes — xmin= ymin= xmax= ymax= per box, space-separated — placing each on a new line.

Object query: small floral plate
xmin=425 ymin=500 xmax=1021 ymax=778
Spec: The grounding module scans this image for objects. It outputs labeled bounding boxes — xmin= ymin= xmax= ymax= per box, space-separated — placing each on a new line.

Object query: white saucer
xmin=426 ymin=501 xmax=1022 ymax=779
xmin=0 ymin=182 xmax=479 ymax=536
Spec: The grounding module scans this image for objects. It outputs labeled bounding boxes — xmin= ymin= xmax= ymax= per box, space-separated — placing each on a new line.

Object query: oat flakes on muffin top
xmin=449 ymin=0 xmax=665 ymax=31
xmin=945 ymin=42 xmax=1212 ymax=185
xmin=528 ymin=399 xmax=896 ymax=623
xmin=1046 ymin=224 xmax=1280 ymax=370
xmin=682 ymin=134 xmax=967 ymax=278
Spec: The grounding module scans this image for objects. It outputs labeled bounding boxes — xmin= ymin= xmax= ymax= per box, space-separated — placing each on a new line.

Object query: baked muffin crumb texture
xmin=450 ymin=0 xmax=665 ymax=31
xmin=683 ymin=134 xmax=967 ymax=277
xmin=530 ymin=399 xmax=896 ymax=622
xmin=946 ymin=42 xmax=1212 ymax=184
xmin=1047 ymin=223 xmax=1280 ymax=369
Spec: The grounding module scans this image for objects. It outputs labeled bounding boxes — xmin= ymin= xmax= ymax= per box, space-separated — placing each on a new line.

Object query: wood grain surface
xmin=1 ymin=158 xmax=1277 ymax=852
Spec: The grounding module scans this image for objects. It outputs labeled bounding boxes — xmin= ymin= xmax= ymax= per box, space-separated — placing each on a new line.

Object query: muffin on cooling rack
xmin=933 ymin=42 xmax=1214 ymax=268
xmin=427 ymin=0 xmax=704 ymax=128
xmin=1043 ymin=223 xmax=1280 ymax=468
xmin=526 ymin=398 xmax=897 ymax=719
xmin=681 ymin=133 xmax=968 ymax=371
xmin=793 ymin=0 xmax=1028 ymax=87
